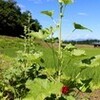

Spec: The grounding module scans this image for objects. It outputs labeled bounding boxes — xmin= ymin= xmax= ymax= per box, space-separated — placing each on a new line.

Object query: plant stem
xmin=58 ymin=3 xmax=63 ymax=56
xmin=57 ymin=3 xmax=63 ymax=80
xmin=58 ymin=16 xmax=62 ymax=57
xmin=58 ymin=17 xmax=62 ymax=79
xmin=51 ymin=34 xmax=57 ymax=70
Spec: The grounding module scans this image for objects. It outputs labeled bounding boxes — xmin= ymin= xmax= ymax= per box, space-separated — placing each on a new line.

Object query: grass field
xmin=0 ymin=35 xmax=100 ymax=69
xmin=0 ymin=35 xmax=100 ymax=57
xmin=0 ymin=35 xmax=100 ymax=89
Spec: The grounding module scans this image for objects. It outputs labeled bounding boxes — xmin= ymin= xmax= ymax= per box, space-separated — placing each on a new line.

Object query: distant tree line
xmin=63 ymin=39 xmax=100 ymax=45
xmin=45 ymin=37 xmax=100 ymax=45
xmin=0 ymin=0 xmax=42 ymax=37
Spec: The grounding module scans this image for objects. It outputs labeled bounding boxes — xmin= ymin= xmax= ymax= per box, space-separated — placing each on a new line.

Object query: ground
xmin=77 ymin=89 xmax=100 ymax=100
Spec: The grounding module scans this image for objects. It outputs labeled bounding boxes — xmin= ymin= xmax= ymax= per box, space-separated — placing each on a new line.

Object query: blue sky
xmin=17 ymin=0 xmax=100 ymax=40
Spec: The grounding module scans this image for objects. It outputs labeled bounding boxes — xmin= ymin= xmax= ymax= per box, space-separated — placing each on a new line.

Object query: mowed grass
xmin=0 ymin=35 xmax=100 ymax=89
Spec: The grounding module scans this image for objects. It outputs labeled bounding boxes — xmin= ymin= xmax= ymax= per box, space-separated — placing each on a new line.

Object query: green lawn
xmin=0 ymin=35 xmax=100 ymax=89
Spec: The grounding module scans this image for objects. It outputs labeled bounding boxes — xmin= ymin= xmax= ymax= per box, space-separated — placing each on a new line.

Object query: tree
xmin=0 ymin=0 xmax=42 ymax=37
xmin=21 ymin=11 xmax=42 ymax=32
xmin=0 ymin=0 xmax=23 ymax=36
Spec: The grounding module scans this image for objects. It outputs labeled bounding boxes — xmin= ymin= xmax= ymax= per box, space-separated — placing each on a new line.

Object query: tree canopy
xmin=0 ymin=0 xmax=42 ymax=37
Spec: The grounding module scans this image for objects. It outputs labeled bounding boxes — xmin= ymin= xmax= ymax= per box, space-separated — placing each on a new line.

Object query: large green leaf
xmin=24 ymin=78 xmax=63 ymax=100
xmin=90 ymin=55 xmax=100 ymax=67
xmin=73 ymin=22 xmax=92 ymax=32
xmin=80 ymin=55 xmax=100 ymax=68
xmin=41 ymin=10 xmax=54 ymax=17
xmin=63 ymin=43 xmax=76 ymax=51
xmin=58 ymin=0 xmax=74 ymax=5
xmin=29 ymin=28 xmax=52 ymax=39
xmin=71 ymin=49 xmax=86 ymax=56
xmin=66 ymin=96 xmax=75 ymax=100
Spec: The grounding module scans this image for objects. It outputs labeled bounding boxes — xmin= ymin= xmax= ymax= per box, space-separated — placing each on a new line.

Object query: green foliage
xmin=73 ymin=22 xmax=92 ymax=32
xmin=24 ymin=78 xmax=63 ymax=100
xmin=80 ymin=55 xmax=100 ymax=84
xmin=65 ymin=96 xmax=75 ymax=100
xmin=80 ymin=55 xmax=100 ymax=68
xmin=64 ymin=43 xmax=76 ymax=51
xmin=1 ymin=63 xmax=45 ymax=99
xmin=29 ymin=28 xmax=52 ymax=39
xmin=41 ymin=10 xmax=54 ymax=17
xmin=22 ymin=11 xmax=42 ymax=33
xmin=0 ymin=36 xmax=100 ymax=100
xmin=0 ymin=0 xmax=23 ymax=36
xmin=0 ymin=35 xmax=45 ymax=99
xmin=71 ymin=49 xmax=86 ymax=56
xmin=58 ymin=0 xmax=74 ymax=5
xmin=0 ymin=0 xmax=41 ymax=37
xmin=0 ymin=0 xmax=100 ymax=100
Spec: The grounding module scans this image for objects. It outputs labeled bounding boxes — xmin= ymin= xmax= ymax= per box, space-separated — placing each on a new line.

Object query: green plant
xmin=24 ymin=0 xmax=94 ymax=99
xmin=1 ymin=0 xmax=100 ymax=100
xmin=0 ymin=13 xmax=44 ymax=100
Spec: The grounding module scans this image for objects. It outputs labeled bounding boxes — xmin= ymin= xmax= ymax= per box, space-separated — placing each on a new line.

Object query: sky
xmin=16 ymin=0 xmax=100 ymax=40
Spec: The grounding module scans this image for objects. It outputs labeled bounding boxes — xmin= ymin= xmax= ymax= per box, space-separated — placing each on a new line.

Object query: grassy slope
xmin=0 ymin=35 xmax=100 ymax=89
xmin=0 ymin=35 xmax=100 ymax=69
xmin=0 ymin=35 xmax=100 ymax=57
xmin=0 ymin=35 xmax=23 ymax=57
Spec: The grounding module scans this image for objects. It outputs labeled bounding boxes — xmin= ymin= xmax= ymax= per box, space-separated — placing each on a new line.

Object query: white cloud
xmin=78 ymin=12 xmax=88 ymax=16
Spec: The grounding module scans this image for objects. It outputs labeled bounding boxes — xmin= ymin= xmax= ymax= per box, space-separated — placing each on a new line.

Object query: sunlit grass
xmin=0 ymin=35 xmax=100 ymax=88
